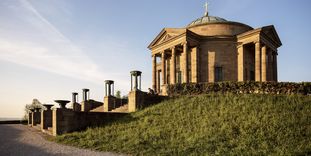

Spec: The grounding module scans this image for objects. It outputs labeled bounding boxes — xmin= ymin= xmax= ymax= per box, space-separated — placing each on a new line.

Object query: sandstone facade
xmin=148 ymin=14 xmax=282 ymax=95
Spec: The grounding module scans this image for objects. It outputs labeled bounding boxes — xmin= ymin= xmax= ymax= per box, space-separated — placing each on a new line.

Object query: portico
xmin=150 ymin=29 xmax=201 ymax=94
xmin=237 ymin=26 xmax=281 ymax=82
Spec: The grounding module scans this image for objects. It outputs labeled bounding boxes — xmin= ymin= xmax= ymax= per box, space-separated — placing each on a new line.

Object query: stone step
xmin=111 ymin=104 xmax=128 ymax=113
xmin=90 ymin=105 xmax=104 ymax=112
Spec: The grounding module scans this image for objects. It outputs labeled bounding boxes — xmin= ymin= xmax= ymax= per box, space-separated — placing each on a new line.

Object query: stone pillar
xmin=170 ymin=47 xmax=176 ymax=84
xmin=191 ymin=47 xmax=198 ymax=83
xmin=105 ymin=80 xmax=114 ymax=96
xmin=161 ymin=52 xmax=166 ymax=85
xmin=72 ymin=92 xmax=81 ymax=111
xmin=237 ymin=45 xmax=244 ymax=81
xmin=273 ymin=51 xmax=278 ymax=82
xmin=182 ymin=42 xmax=189 ymax=83
xmin=82 ymin=89 xmax=89 ymax=101
xmin=255 ymin=42 xmax=262 ymax=81
xmin=81 ymin=89 xmax=90 ymax=112
xmin=261 ymin=45 xmax=267 ymax=82
xmin=104 ymin=96 xmax=116 ymax=112
xmin=267 ymin=49 xmax=273 ymax=81
xmin=130 ymin=71 xmax=142 ymax=91
xmin=152 ymin=55 xmax=156 ymax=91
xmin=128 ymin=90 xmax=145 ymax=112
xmin=104 ymin=80 xmax=115 ymax=112
xmin=72 ymin=92 xmax=78 ymax=104
xmin=28 ymin=109 xmax=34 ymax=126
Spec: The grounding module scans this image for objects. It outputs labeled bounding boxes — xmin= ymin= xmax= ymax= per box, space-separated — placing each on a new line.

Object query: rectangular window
xmin=215 ymin=67 xmax=223 ymax=82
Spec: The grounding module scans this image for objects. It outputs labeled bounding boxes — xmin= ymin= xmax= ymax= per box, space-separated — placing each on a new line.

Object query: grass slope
xmin=55 ymin=94 xmax=311 ymax=155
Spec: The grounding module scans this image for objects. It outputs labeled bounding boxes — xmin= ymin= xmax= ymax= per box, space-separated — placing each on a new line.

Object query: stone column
xmin=182 ymin=42 xmax=189 ymax=83
xmin=161 ymin=52 xmax=166 ymax=85
xmin=170 ymin=47 xmax=176 ymax=84
xmin=237 ymin=44 xmax=244 ymax=81
xmin=267 ymin=49 xmax=273 ymax=81
xmin=152 ymin=55 xmax=156 ymax=91
xmin=261 ymin=45 xmax=267 ymax=82
xmin=82 ymin=89 xmax=89 ymax=101
xmin=72 ymin=92 xmax=78 ymax=104
xmin=273 ymin=51 xmax=278 ymax=82
xmin=255 ymin=42 xmax=262 ymax=81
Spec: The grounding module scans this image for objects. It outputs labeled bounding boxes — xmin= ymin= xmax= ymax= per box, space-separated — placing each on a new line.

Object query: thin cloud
xmin=0 ymin=0 xmax=107 ymax=84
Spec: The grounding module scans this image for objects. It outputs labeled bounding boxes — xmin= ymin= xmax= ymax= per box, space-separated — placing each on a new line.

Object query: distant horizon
xmin=0 ymin=117 xmax=23 ymax=121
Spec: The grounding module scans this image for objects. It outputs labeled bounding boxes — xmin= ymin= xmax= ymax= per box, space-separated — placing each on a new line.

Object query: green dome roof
xmin=188 ymin=15 xmax=228 ymax=27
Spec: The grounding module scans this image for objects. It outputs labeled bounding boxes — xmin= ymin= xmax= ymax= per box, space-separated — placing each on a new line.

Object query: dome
xmin=187 ymin=15 xmax=228 ymax=27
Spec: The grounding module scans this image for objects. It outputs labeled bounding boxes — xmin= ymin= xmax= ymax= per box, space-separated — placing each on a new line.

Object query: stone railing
xmin=52 ymin=108 xmax=127 ymax=136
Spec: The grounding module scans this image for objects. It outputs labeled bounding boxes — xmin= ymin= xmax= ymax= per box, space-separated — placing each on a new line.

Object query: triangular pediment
xmin=158 ymin=33 xmax=172 ymax=45
xmin=261 ymin=25 xmax=282 ymax=47
xmin=148 ymin=28 xmax=185 ymax=49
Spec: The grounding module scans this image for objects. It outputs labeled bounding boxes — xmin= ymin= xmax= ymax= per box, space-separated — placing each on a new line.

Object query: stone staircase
xmin=111 ymin=104 xmax=128 ymax=113
xmin=89 ymin=104 xmax=129 ymax=113
xmin=90 ymin=105 xmax=104 ymax=112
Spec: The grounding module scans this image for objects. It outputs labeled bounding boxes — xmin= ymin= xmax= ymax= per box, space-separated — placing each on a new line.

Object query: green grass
xmin=54 ymin=94 xmax=311 ymax=155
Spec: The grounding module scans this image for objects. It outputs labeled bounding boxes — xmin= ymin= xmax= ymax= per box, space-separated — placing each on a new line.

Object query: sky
xmin=0 ymin=0 xmax=310 ymax=118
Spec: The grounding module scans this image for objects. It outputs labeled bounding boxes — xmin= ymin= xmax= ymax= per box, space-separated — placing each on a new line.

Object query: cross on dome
xmin=204 ymin=1 xmax=209 ymax=16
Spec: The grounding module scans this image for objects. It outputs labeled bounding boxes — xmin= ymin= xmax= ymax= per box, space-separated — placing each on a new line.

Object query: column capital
xmin=170 ymin=46 xmax=176 ymax=51
xmin=161 ymin=51 xmax=165 ymax=57
xmin=237 ymin=42 xmax=244 ymax=48
xmin=181 ymin=41 xmax=188 ymax=46
xmin=273 ymin=50 xmax=278 ymax=55
xmin=253 ymin=40 xmax=260 ymax=44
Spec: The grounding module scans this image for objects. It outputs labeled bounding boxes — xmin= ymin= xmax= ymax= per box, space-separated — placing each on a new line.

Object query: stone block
xmin=128 ymin=90 xmax=146 ymax=112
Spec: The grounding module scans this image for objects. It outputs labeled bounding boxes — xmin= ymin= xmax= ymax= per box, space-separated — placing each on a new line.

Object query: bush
xmin=168 ymin=82 xmax=311 ymax=96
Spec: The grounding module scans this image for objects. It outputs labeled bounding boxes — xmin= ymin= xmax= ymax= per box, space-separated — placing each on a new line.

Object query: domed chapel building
xmin=148 ymin=4 xmax=282 ymax=94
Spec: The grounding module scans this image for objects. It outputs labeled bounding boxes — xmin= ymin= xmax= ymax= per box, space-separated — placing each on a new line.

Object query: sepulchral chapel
xmin=148 ymin=3 xmax=282 ymax=94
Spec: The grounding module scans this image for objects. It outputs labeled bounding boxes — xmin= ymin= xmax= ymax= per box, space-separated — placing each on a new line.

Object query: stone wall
xmin=199 ymin=40 xmax=237 ymax=82
xmin=52 ymin=108 xmax=127 ymax=136
xmin=41 ymin=110 xmax=52 ymax=130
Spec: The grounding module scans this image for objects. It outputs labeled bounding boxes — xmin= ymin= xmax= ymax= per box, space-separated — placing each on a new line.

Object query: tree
xmin=23 ymin=99 xmax=43 ymax=120
xmin=115 ymin=90 xmax=121 ymax=98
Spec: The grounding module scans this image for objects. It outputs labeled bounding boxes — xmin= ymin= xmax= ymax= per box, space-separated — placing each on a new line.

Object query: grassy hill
xmin=55 ymin=94 xmax=311 ymax=155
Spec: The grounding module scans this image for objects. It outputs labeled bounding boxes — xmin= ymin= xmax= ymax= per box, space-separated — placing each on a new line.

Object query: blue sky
xmin=0 ymin=0 xmax=310 ymax=118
